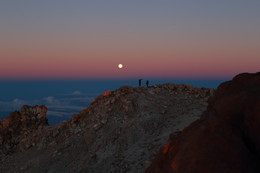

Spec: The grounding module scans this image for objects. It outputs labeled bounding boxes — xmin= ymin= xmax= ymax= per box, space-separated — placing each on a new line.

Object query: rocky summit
xmin=0 ymin=84 xmax=213 ymax=173
xmin=146 ymin=72 xmax=260 ymax=173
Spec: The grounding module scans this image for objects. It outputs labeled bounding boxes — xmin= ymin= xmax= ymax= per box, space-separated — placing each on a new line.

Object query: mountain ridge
xmin=0 ymin=83 xmax=213 ymax=172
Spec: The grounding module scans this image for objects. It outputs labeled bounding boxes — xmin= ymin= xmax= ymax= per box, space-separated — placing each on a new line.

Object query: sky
xmin=0 ymin=0 xmax=260 ymax=80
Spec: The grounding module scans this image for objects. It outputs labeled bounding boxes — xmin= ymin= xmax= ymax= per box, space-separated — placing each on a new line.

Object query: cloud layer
xmin=0 ymin=91 xmax=95 ymax=125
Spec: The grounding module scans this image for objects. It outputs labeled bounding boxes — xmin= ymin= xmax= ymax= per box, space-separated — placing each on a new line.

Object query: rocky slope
xmin=0 ymin=84 xmax=213 ymax=173
xmin=146 ymin=72 xmax=260 ymax=173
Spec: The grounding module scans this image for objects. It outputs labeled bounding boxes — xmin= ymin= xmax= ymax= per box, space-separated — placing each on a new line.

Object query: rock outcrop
xmin=146 ymin=72 xmax=260 ymax=173
xmin=0 ymin=84 xmax=213 ymax=173
xmin=0 ymin=105 xmax=48 ymax=154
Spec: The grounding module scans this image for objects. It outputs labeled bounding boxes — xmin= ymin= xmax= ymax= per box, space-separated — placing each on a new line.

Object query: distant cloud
xmin=0 ymin=99 xmax=38 ymax=110
xmin=47 ymin=105 xmax=85 ymax=111
xmin=1 ymin=94 xmax=93 ymax=124
xmin=43 ymin=96 xmax=60 ymax=104
xmin=62 ymin=96 xmax=93 ymax=102
xmin=71 ymin=91 xmax=81 ymax=95
xmin=47 ymin=111 xmax=74 ymax=117
xmin=12 ymin=98 xmax=26 ymax=107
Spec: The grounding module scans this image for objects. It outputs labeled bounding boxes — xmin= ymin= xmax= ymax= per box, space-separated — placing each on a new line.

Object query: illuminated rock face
xmin=146 ymin=72 xmax=260 ymax=173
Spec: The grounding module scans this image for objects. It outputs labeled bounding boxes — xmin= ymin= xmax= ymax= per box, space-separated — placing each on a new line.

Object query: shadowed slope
xmin=146 ymin=72 xmax=260 ymax=173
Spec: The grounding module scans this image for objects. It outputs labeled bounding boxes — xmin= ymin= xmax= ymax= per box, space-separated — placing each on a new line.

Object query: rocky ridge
xmin=0 ymin=84 xmax=214 ymax=173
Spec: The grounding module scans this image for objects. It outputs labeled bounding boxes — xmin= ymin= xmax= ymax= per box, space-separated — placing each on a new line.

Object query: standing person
xmin=139 ymin=79 xmax=142 ymax=87
xmin=146 ymin=80 xmax=149 ymax=87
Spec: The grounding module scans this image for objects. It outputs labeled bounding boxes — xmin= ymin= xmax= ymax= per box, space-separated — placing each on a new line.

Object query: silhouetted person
xmin=146 ymin=80 xmax=149 ymax=87
xmin=139 ymin=79 xmax=142 ymax=87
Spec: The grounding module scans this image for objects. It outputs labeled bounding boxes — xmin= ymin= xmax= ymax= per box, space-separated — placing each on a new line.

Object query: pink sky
xmin=0 ymin=1 xmax=259 ymax=79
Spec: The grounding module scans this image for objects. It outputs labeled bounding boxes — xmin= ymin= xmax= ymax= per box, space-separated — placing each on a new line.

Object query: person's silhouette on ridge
xmin=146 ymin=80 xmax=149 ymax=87
xmin=139 ymin=79 xmax=142 ymax=87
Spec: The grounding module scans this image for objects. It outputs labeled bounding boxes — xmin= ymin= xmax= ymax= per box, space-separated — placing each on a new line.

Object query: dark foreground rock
xmin=0 ymin=105 xmax=48 ymax=154
xmin=0 ymin=84 xmax=213 ymax=173
xmin=146 ymin=72 xmax=260 ymax=173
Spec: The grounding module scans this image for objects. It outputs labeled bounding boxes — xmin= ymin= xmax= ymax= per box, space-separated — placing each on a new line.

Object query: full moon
xmin=118 ymin=64 xmax=123 ymax=69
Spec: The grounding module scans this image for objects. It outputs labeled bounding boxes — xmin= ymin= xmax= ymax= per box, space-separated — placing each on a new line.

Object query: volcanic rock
xmin=0 ymin=84 xmax=214 ymax=172
xmin=146 ymin=72 xmax=260 ymax=173
xmin=0 ymin=105 xmax=48 ymax=154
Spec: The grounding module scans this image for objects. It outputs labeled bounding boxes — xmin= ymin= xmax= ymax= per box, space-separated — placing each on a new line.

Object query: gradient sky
xmin=0 ymin=0 xmax=259 ymax=79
